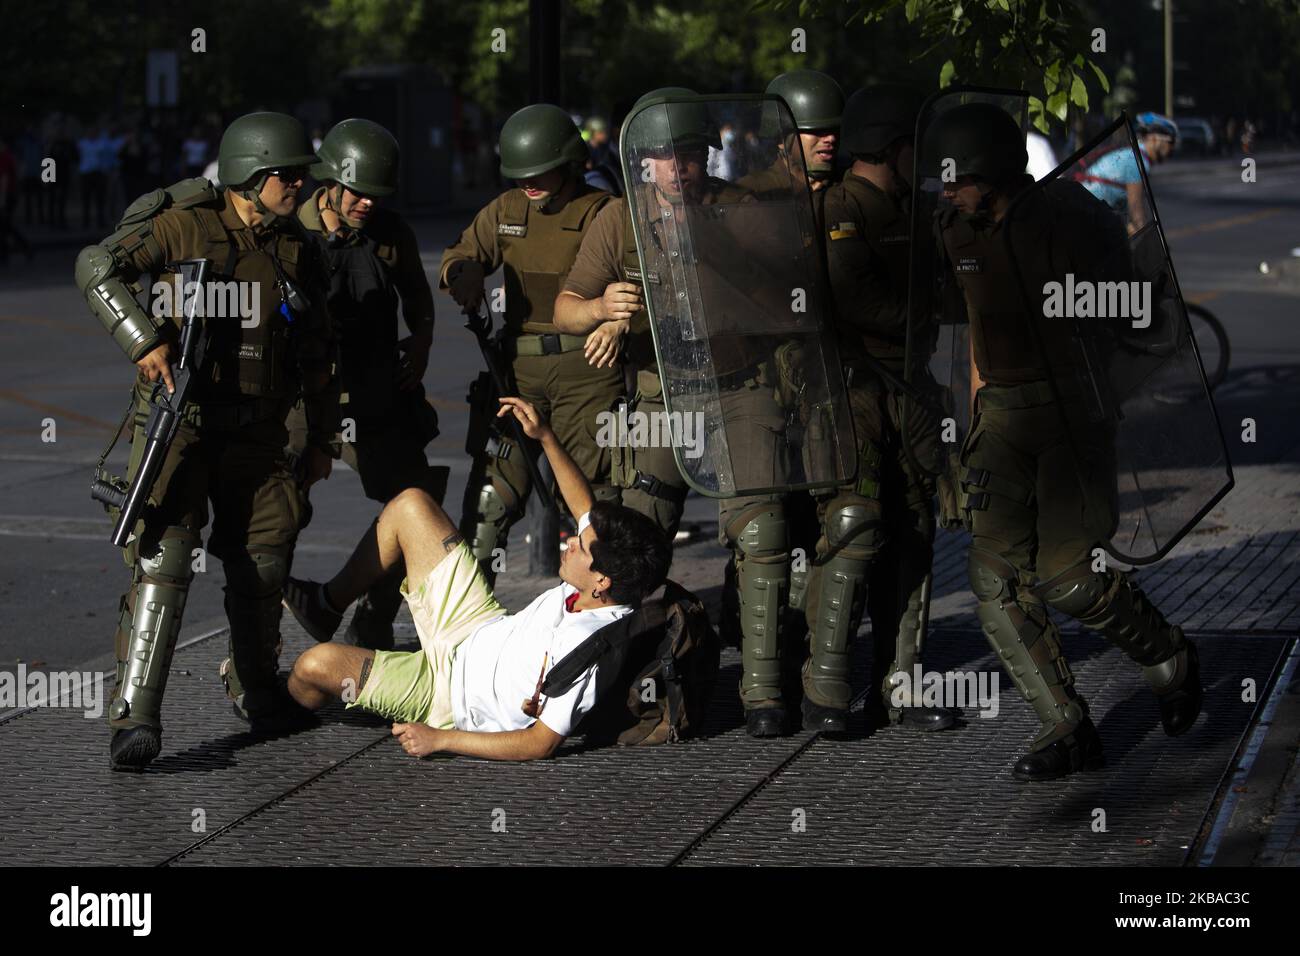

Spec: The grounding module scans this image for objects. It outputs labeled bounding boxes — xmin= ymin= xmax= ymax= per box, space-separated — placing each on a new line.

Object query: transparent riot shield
xmin=904 ymin=87 xmax=1030 ymax=471
xmin=618 ymin=93 xmax=855 ymax=498
xmin=1002 ymin=115 xmax=1234 ymax=563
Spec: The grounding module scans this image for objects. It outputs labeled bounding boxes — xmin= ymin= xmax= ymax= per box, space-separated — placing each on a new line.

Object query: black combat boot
xmin=1013 ymin=716 xmax=1105 ymax=781
xmin=1153 ymin=640 xmax=1202 ymax=736
xmin=745 ymin=703 xmax=786 ymax=738
xmin=109 ymin=725 xmax=162 ymax=772
xmin=801 ymin=696 xmax=848 ymax=735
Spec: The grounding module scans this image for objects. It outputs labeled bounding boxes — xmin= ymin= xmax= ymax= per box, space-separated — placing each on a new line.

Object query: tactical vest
xmin=121 ymin=179 xmax=301 ymax=405
xmin=942 ymin=195 xmax=1077 ymax=386
xmin=495 ymin=186 xmax=609 ymax=335
xmin=316 ymin=215 xmax=402 ymax=420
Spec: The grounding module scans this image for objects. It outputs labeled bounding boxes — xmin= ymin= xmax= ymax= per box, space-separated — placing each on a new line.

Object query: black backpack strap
xmin=659 ymin=604 xmax=689 ymax=742
xmin=541 ymin=602 xmax=669 ymax=698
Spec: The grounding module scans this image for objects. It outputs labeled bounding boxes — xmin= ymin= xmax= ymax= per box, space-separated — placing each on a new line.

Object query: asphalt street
xmin=0 ymin=153 xmax=1297 ymax=674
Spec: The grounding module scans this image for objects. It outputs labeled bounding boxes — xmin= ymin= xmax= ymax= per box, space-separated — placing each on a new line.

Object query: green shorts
xmin=350 ymin=542 xmax=505 ymax=727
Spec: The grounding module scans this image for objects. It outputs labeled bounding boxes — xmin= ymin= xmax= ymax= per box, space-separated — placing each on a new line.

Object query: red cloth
xmin=564 ymin=591 xmax=580 ymax=613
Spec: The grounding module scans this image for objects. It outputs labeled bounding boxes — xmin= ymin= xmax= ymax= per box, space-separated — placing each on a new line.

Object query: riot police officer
xmin=555 ymin=89 xmax=705 ymax=541
xmin=440 ymin=104 xmax=617 ymax=583
xmin=745 ymin=68 xmax=844 ymax=211
xmin=75 ymin=112 xmax=339 ymax=770
xmin=928 ymin=102 xmax=1202 ymax=780
xmin=287 ymin=117 xmax=446 ymax=651
xmin=805 ymin=86 xmax=958 ymax=733
xmin=729 ymin=70 xmax=845 ymax=738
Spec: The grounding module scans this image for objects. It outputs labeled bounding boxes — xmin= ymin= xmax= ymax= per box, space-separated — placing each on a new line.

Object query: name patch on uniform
xmin=497 ymin=224 xmax=527 ymax=237
xmin=880 ymin=234 xmax=910 ymax=244
xmin=956 ymin=256 xmax=983 ymax=274
xmin=237 ymin=344 xmax=263 ymax=361
xmin=625 ymin=268 xmax=660 ymax=284
xmin=828 ymin=221 xmax=859 ymax=241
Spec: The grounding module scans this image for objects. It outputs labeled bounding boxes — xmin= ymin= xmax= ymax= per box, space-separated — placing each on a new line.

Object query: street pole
xmin=1164 ymin=0 xmax=1174 ymax=117
xmin=526 ymin=0 xmax=563 ymax=576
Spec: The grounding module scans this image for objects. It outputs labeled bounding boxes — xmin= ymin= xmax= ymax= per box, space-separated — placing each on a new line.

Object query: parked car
xmin=1176 ymin=117 xmax=1216 ymax=155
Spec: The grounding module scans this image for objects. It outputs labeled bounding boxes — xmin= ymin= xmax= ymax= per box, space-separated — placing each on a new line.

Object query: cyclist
xmin=1078 ymin=112 xmax=1177 ymax=233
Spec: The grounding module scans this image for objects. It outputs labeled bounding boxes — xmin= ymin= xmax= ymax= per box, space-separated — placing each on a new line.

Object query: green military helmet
xmin=628 ymin=87 xmax=720 ymax=154
xmin=842 ymin=85 xmax=922 ymax=158
xmin=217 ymin=111 xmax=318 ymax=189
xmin=498 ymin=104 xmax=588 ymax=180
xmin=923 ymin=101 xmax=1027 ymax=182
xmin=311 ymin=118 xmax=400 ymax=197
xmin=766 ymin=69 xmax=845 ymax=131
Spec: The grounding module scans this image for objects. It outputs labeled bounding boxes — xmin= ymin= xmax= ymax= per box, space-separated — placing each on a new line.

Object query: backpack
xmin=541 ymin=580 xmax=720 ymax=746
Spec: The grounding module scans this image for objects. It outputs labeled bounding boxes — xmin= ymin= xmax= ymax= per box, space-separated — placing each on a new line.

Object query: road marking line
xmin=0 ymin=388 xmax=120 ymax=431
xmin=0 ymin=315 xmax=100 ymax=337
xmin=1166 ymin=206 xmax=1282 ymax=240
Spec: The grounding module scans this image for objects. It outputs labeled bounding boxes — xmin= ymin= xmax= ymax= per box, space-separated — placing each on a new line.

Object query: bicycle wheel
xmin=1186 ymin=302 xmax=1230 ymax=391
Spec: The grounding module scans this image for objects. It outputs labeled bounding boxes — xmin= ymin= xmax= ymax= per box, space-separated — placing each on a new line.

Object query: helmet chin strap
xmin=238 ymin=172 xmax=274 ymax=220
xmin=531 ymin=165 xmax=572 ymax=212
xmin=326 ymin=183 xmax=366 ymax=230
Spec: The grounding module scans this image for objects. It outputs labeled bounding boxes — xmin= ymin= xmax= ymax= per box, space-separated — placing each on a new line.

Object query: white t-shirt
xmin=450 ymin=512 xmax=632 ymax=737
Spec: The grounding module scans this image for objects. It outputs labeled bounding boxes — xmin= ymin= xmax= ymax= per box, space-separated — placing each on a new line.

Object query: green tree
xmin=761 ymin=0 xmax=1113 ymax=131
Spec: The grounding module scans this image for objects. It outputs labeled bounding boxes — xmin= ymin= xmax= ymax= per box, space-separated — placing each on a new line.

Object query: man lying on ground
xmin=283 ymin=397 xmax=672 ymax=761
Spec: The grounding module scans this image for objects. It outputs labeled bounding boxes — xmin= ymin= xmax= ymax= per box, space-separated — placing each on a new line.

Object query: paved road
xmin=0 ymin=156 xmax=1297 ymax=673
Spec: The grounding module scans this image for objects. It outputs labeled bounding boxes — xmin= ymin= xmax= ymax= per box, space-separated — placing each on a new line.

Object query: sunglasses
xmin=268 ymin=166 xmax=309 ymax=182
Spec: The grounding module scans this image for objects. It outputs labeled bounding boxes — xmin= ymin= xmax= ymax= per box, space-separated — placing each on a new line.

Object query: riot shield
xmin=1001 ymin=116 xmax=1234 ymax=563
xmin=904 ymin=87 xmax=1030 ymax=470
xmin=618 ymin=93 xmax=855 ymax=498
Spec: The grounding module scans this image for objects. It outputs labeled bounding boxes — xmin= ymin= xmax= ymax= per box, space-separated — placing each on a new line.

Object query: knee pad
xmin=967 ymin=547 xmax=1019 ymax=605
xmin=823 ymin=496 xmax=883 ymax=561
xmin=730 ymin=505 xmax=787 ymax=562
xmin=465 ymin=482 xmax=513 ymax=561
xmin=137 ymin=527 xmax=201 ymax=587
xmin=224 ymin=547 xmax=290 ymax=599
xmin=1036 ymin=562 xmax=1112 ymax=619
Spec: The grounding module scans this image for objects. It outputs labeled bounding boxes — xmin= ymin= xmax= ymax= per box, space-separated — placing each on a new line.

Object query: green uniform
xmin=806 ymin=171 xmax=948 ymax=719
xmin=943 ymin=179 xmax=1191 ymax=753
xmin=563 ymin=179 xmax=769 ymax=544
xmin=441 ymin=184 xmax=620 ymax=573
xmin=84 ymin=181 xmax=339 ymax=739
xmin=561 ymin=195 xmax=686 ymax=537
xmin=286 ymin=187 xmax=445 ymax=646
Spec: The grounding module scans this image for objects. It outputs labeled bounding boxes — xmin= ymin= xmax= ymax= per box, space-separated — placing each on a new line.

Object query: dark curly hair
xmin=587 ymin=502 xmax=673 ymax=605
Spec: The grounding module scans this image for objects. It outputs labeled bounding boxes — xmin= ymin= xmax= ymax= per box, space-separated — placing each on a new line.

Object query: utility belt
xmin=506 ymin=332 xmax=588 ymax=358
xmin=654 ymin=362 xmax=765 ymax=396
xmin=181 ymin=396 xmax=290 ymax=430
xmin=609 ymin=371 xmax=687 ymax=504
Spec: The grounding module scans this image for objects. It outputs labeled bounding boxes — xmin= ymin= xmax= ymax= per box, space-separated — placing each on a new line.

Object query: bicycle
xmin=1150 ymin=300 xmax=1231 ymax=404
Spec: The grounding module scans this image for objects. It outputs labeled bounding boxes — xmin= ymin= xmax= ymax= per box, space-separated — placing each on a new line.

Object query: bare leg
xmin=288 ymin=643 xmax=375 ymax=710
xmin=326 ymin=488 xmax=463 ymax=609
